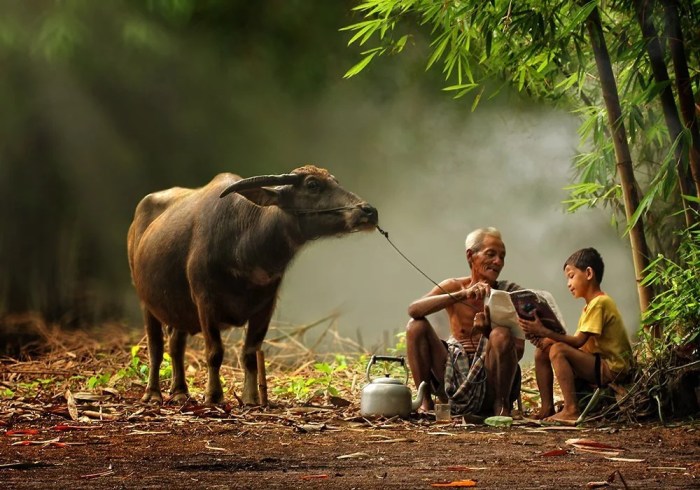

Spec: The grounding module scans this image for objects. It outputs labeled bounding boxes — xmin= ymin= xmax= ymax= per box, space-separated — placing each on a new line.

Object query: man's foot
xmin=492 ymin=402 xmax=511 ymax=417
xmin=417 ymin=399 xmax=435 ymax=414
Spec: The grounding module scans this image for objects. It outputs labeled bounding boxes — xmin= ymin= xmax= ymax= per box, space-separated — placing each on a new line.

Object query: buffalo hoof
xmin=141 ymin=390 xmax=163 ymax=404
xmin=204 ymin=391 xmax=224 ymax=406
xmin=169 ymin=391 xmax=190 ymax=404
xmin=242 ymin=393 xmax=260 ymax=406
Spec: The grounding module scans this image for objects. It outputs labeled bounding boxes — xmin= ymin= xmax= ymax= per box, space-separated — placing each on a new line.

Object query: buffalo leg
xmin=201 ymin=324 xmax=224 ymax=406
xmin=168 ymin=328 xmax=189 ymax=403
xmin=141 ymin=311 xmax=164 ymax=403
xmin=242 ymin=301 xmax=274 ymax=405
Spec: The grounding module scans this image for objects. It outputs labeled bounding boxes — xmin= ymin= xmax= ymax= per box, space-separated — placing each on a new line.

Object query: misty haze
xmin=272 ymin=83 xmax=639 ymax=361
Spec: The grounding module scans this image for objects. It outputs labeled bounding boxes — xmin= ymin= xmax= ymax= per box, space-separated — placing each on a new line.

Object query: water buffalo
xmin=127 ymin=165 xmax=378 ymax=405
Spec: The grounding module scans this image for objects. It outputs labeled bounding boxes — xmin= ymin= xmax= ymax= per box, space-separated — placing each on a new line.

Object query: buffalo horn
xmin=219 ymin=173 xmax=302 ymax=198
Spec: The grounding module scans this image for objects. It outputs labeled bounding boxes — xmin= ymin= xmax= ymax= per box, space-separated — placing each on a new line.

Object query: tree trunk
xmin=586 ymin=7 xmax=653 ymax=314
xmin=634 ymin=0 xmax=696 ymax=227
xmin=662 ymin=0 xmax=700 ymax=199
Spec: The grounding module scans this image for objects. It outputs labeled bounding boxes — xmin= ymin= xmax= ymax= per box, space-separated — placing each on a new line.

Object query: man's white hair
xmin=465 ymin=227 xmax=502 ymax=252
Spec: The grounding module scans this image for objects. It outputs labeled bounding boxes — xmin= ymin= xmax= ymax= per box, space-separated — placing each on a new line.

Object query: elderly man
xmin=406 ymin=227 xmax=524 ymax=416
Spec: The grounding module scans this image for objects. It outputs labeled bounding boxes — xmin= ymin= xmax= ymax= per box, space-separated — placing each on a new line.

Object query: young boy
xmin=519 ymin=247 xmax=633 ymax=423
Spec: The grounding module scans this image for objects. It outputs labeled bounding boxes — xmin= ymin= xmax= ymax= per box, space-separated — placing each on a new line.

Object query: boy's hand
xmin=519 ymin=311 xmax=548 ymax=338
xmin=531 ymin=337 xmax=555 ymax=350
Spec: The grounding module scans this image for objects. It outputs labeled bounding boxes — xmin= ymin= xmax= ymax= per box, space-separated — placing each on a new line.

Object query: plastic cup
xmin=435 ymin=403 xmax=451 ymax=423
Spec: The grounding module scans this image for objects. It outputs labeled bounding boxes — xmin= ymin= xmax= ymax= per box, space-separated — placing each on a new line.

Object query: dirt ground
xmin=2 ymin=394 xmax=700 ymax=489
xmin=1 ymin=321 xmax=699 ymax=489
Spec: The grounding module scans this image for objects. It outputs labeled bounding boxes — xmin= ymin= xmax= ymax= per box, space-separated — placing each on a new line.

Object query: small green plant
xmin=160 ymin=352 xmax=172 ymax=379
xmin=272 ymin=375 xmax=318 ymax=401
xmin=112 ymin=345 xmax=174 ymax=389
xmin=15 ymin=381 xmax=40 ymax=396
xmin=128 ymin=344 xmax=150 ymax=382
xmin=386 ymin=331 xmax=407 ymax=356
xmin=86 ymin=372 xmax=112 ymax=390
xmin=187 ymin=375 xmax=201 ymax=395
xmin=10 ymin=377 xmax=55 ymax=397
xmin=219 ymin=374 xmax=230 ymax=394
xmin=272 ymin=354 xmax=349 ymax=402
xmin=1 ymin=387 xmax=15 ymax=398
xmin=110 ymin=344 xmax=149 ymax=388
xmin=312 ymin=354 xmax=348 ymax=398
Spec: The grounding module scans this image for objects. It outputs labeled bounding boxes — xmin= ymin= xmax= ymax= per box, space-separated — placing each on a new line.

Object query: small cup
xmin=435 ymin=403 xmax=451 ymax=423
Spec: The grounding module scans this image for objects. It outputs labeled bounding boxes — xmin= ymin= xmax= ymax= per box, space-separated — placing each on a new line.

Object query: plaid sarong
xmin=444 ymin=336 xmax=488 ymax=415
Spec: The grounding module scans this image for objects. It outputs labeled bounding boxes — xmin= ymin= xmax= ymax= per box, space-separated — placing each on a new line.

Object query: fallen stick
xmin=82 ymin=410 xmax=119 ymax=420
xmin=257 ymin=350 xmax=268 ymax=407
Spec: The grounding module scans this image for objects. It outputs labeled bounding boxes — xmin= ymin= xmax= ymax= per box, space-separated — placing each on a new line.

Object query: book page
xmin=486 ymin=289 xmax=566 ymax=343
xmin=486 ymin=290 xmax=525 ymax=339
xmin=509 ymin=289 xmax=566 ymax=334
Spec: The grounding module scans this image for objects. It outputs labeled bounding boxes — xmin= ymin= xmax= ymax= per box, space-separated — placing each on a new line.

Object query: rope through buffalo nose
xmin=292 ymin=206 xmax=357 ymax=215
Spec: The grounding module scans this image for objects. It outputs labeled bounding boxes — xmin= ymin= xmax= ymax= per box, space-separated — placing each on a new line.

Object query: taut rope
xmin=376 ymin=225 xmax=476 ymax=307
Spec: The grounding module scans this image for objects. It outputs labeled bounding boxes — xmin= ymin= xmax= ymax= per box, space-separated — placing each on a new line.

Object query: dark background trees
xmin=0 ymin=0 xmax=374 ymax=324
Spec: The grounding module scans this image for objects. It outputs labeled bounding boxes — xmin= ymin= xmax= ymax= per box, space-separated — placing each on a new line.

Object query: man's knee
xmin=489 ymin=326 xmax=515 ymax=352
xmin=406 ymin=317 xmax=432 ymax=341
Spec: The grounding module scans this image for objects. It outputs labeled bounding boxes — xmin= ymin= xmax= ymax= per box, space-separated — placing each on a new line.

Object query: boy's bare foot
xmin=543 ymin=409 xmax=579 ymax=425
xmin=531 ymin=407 xmax=555 ymax=420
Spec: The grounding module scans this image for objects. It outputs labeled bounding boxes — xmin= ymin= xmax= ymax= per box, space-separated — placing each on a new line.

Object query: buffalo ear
xmin=235 ymin=186 xmax=280 ymax=207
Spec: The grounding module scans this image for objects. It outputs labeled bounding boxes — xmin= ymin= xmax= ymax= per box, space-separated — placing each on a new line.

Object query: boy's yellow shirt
xmin=576 ymin=294 xmax=633 ymax=375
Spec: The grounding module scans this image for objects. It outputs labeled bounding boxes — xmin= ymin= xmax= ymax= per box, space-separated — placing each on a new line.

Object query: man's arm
xmin=407 ymin=279 xmax=489 ymax=319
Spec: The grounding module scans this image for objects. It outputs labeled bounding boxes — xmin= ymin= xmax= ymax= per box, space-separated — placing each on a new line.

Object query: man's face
xmin=468 ymin=234 xmax=506 ymax=284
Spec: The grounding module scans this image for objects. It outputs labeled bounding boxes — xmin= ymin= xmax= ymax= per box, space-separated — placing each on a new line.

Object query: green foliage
xmin=86 ymin=372 xmax=111 ymax=390
xmin=127 ymin=344 xmax=150 ymax=382
xmin=10 ymin=377 xmax=55 ymax=398
xmin=343 ymin=0 xmax=700 ymax=259
xmin=639 ymin=222 xmax=700 ymax=359
xmin=386 ymin=331 xmax=407 ymax=356
xmin=344 ymin=1 xmax=600 ymax=106
xmin=273 ymin=375 xmax=319 ymax=401
xmin=272 ymin=354 xmax=349 ymax=402
xmin=65 ymin=345 xmax=174 ymax=393
xmin=107 ymin=344 xmax=168 ymax=388
xmin=160 ymin=352 xmax=173 ymax=379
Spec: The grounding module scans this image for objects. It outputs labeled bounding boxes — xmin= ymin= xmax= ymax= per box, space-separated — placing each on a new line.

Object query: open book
xmin=486 ymin=289 xmax=566 ymax=342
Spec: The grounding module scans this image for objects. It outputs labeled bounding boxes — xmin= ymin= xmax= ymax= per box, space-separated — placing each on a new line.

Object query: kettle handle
xmin=366 ymin=355 xmax=409 ymax=384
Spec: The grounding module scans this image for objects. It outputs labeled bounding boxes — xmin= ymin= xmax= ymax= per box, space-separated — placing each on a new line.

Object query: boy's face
xmin=468 ymin=234 xmax=506 ymax=284
xmin=564 ymin=264 xmax=593 ymax=298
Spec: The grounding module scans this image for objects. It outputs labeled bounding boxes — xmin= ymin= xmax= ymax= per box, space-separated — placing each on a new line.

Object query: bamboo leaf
xmin=427 ymin=33 xmax=450 ymax=70
xmin=470 ymin=88 xmax=484 ymax=111
xmin=343 ymin=50 xmax=380 ymax=78
xmin=442 ymin=83 xmax=478 ymax=92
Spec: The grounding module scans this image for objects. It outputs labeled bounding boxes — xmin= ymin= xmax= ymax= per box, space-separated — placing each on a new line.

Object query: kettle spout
xmin=411 ymin=381 xmax=428 ymax=412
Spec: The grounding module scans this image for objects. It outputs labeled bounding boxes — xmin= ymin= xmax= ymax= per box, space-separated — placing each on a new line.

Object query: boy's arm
xmin=518 ymin=313 xmax=591 ymax=348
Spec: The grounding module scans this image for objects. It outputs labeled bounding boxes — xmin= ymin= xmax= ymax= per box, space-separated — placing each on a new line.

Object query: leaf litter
xmin=1 ymin=318 xmax=699 ymax=488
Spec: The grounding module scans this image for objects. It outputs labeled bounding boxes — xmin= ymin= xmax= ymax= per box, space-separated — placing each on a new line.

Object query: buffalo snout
xmin=360 ymin=203 xmax=379 ymax=224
